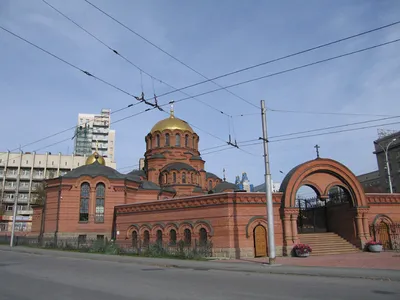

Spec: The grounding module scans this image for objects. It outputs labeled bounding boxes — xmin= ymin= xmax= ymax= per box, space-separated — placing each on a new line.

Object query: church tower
xmin=144 ymin=105 xmax=206 ymax=196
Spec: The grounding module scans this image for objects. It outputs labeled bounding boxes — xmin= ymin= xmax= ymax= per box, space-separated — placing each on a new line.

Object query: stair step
xmin=309 ymin=245 xmax=356 ymax=250
xmin=303 ymin=242 xmax=354 ymax=246
xmin=298 ymin=232 xmax=359 ymax=256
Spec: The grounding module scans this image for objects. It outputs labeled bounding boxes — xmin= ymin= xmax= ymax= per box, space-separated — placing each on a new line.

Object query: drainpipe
xmin=54 ymin=178 xmax=62 ymax=245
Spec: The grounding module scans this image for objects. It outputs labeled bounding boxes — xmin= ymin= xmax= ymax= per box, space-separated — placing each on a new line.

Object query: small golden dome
xmin=85 ymin=152 xmax=106 ymax=166
xmin=150 ymin=103 xmax=193 ymax=134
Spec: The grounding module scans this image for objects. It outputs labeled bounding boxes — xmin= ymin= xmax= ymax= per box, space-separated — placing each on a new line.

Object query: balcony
xmin=2 ymin=198 xmax=15 ymax=204
xmin=4 ymin=185 xmax=16 ymax=191
xmin=18 ymin=209 xmax=33 ymax=215
xmin=19 ymin=173 xmax=31 ymax=180
xmin=5 ymin=173 xmax=18 ymax=178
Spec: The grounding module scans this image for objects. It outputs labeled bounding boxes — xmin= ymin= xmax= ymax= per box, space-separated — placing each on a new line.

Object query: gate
xmin=297 ymin=198 xmax=327 ymax=233
xmin=254 ymin=225 xmax=267 ymax=257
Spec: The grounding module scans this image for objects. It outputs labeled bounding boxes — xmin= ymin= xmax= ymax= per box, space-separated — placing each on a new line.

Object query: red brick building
xmin=32 ymin=110 xmax=400 ymax=257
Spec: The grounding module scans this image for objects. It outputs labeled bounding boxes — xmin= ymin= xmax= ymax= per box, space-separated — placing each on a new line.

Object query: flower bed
xmin=365 ymin=240 xmax=383 ymax=253
xmin=293 ymin=243 xmax=312 ymax=257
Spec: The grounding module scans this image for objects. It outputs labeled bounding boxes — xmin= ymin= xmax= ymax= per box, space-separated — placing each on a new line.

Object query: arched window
xmin=184 ymin=228 xmax=191 ymax=246
xmin=185 ymin=134 xmax=189 ymax=147
xmin=164 ymin=173 xmax=167 ymax=184
xmin=192 ymin=136 xmax=195 ymax=148
xmin=132 ymin=231 xmax=138 ymax=248
xmin=156 ymin=230 xmax=163 ymax=245
xmin=182 ymin=172 xmax=186 ymax=183
xmin=149 ymin=138 xmax=152 ymax=149
xmin=190 ymin=173 xmax=193 ymax=184
xmin=169 ymin=229 xmax=177 ymax=246
xmin=143 ymin=230 xmax=150 ymax=247
xmin=175 ymin=133 xmax=181 ymax=146
xmin=95 ymin=183 xmax=105 ymax=223
xmin=156 ymin=134 xmax=160 ymax=147
xmin=199 ymin=228 xmax=208 ymax=246
xmin=208 ymin=180 xmax=213 ymax=190
xmin=173 ymin=172 xmax=177 ymax=183
xmin=165 ymin=133 xmax=170 ymax=146
xmin=79 ymin=183 xmax=90 ymax=222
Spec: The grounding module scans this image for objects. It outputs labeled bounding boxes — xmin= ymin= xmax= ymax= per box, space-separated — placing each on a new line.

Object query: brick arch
xmin=300 ymin=181 xmax=323 ymax=198
xmin=245 ymin=216 xmax=268 ymax=238
xmin=194 ymin=220 xmax=214 ymax=237
xmin=372 ymin=214 xmax=394 ymax=225
xmin=151 ymin=223 xmax=166 ymax=236
xmin=125 ymin=224 xmax=139 ymax=239
xmin=280 ymin=158 xmax=367 ymax=208
xmin=74 ymin=176 xmax=111 ymax=189
xmin=178 ymin=221 xmax=194 ymax=236
xmin=138 ymin=224 xmax=152 ymax=236
xmin=164 ymin=222 xmax=179 ymax=233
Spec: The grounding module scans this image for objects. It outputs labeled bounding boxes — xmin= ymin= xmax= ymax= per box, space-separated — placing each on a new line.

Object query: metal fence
xmin=0 ymin=235 xmax=213 ymax=259
xmin=369 ymin=223 xmax=400 ymax=251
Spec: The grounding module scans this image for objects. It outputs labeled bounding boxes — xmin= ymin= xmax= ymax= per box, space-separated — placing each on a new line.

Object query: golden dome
xmin=150 ymin=104 xmax=193 ymax=134
xmin=85 ymin=152 xmax=106 ymax=166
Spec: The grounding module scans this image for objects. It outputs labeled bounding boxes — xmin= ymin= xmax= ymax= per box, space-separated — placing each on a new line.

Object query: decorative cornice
xmin=366 ymin=193 xmax=400 ymax=204
xmin=116 ymin=194 xmax=230 ymax=214
xmin=115 ymin=192 xmax=283 ymax=214
xmin=60 ymin=185 xmax=73 ymax=191
xmin=113 ymin=186 xmax=126 ymax=192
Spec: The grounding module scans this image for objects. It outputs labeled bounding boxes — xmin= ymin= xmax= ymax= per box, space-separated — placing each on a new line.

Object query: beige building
xmin=74 ymin=109 xmax=116 ymax=162
xmin=0 ymin=151 xmax=116 ymax=224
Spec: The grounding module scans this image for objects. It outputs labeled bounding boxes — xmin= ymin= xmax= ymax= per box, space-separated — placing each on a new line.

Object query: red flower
xmin=293 ymin=243 xmax=312 ymax=254
xmin=366 ymin=240 xmax=382 ymax=246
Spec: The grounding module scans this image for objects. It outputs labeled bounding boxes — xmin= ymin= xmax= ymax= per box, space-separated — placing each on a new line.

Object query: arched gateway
xmin=279 ymin=158 xmax=371 ymax=254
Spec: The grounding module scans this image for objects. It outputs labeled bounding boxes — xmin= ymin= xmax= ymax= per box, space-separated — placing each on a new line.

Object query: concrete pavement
xmin=1 ymin=245 xmax=400 ymax=281
xmin=1 ymin=249 xmax=400 ymax=300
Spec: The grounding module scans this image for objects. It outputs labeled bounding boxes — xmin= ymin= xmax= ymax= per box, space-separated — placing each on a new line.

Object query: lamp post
xmin=375 ymin=138 xmax=397 ymax=194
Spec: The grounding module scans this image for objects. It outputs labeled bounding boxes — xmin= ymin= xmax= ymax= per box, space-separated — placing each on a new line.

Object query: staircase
xmin=299 ymin=233 xmax=359 ymax=256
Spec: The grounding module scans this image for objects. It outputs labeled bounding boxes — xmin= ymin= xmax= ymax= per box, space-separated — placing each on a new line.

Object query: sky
xmin=1 ymin=0 xmax=400 ymax=192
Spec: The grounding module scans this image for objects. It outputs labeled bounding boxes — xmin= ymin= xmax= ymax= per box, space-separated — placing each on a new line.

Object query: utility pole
xmin=260 ymin=100 xmax=276 ymax=264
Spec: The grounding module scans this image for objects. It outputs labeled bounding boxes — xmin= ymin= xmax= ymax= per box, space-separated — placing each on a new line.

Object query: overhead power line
xmin=0 ymin=25 xmax=159 ymax=110
xmin=109 ymin=19 xmax=400 ymax=99
xmin=41 ymin=0 xmax=232 ymax=119
xmin=169 ymin=38 xmax=400 ymax=105
xmin=82 ymin=0 xmax=259 ymax=109
xmin=269 ymin=115 xmax=400 ymax=139
xmin=268 ymin=109 xmax=398 ymax=117
xmin=201 ymin=116 xmax=400 ymax=153
xmin=203 ymin=120 xmax=400 ymax=155
xmin=2 ymin=23 xmax=400 ymax=118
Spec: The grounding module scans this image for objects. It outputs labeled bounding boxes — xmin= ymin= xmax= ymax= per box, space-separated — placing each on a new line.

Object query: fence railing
xmin=0 ymin=235 xmax=213 ymax=259
xmin=369 ymin=223 xmax=400 ymax=251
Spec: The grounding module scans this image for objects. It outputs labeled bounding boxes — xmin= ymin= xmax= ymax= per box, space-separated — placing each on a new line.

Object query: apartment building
xmin=0 ymin=151 xmax=116 ymax=225
xmin=74 ymin=109 xmax=116 ymax=162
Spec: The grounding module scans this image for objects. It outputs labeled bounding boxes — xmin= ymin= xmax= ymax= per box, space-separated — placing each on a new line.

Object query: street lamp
xmin=375 ymin=138 xmax=397 ymax=194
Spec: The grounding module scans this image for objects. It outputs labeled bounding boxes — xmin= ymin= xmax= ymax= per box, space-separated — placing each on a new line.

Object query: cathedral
xmin=31 ymin=108 xmax=400 ymax=258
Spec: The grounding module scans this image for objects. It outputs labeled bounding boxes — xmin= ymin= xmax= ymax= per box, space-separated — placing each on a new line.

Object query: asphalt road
xmin=1 ymin=250 xmax=399 ymax=300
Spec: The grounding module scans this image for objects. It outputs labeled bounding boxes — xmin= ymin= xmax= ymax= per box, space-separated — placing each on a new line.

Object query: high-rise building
xmin=0 ymin=151 xmax=116 ymax=231
xmin=74 ymin=109 xmax=116 ymax=162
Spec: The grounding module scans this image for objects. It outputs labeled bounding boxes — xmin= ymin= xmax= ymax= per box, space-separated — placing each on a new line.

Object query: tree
xmin=31 ymin=182 xmax=47 ymax=206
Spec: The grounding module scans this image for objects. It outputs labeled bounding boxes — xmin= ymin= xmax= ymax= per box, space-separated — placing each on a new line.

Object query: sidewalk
xmin=224 ymin=252 xmax=400 ymax=270
xmin=1 ymin=245 xmax=399 ymax=281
